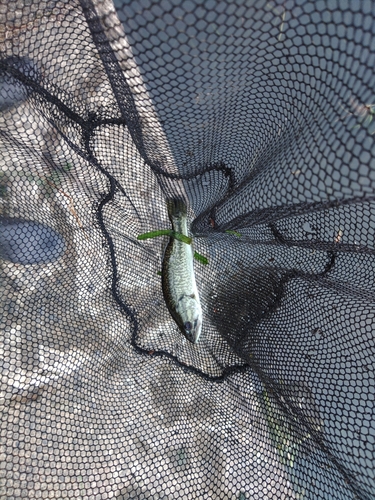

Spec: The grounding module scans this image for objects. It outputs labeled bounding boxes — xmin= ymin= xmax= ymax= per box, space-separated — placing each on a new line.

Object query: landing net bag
xmin=1 ymin=1 xmax=375 ymax=498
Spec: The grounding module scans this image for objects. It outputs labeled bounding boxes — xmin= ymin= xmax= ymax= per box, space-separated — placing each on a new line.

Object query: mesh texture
xmin=1 ymin=0 xmax=375 ymax=498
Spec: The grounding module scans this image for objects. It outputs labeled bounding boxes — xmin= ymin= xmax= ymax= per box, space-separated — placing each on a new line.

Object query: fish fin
xmin=166 ymin=198 xmax=187 ymax=218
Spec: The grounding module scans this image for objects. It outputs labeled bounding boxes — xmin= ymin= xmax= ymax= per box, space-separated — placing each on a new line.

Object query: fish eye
xmin=184 ymin=321 xmax=192 ymax=331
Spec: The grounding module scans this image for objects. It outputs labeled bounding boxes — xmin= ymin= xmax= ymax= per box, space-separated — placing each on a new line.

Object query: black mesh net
xmin=1 ymin=0 xmax=375 ymax=498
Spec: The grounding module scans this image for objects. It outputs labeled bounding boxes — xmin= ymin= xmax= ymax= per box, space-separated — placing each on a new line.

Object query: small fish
xmin=162 ymin=198 xmax=202 ymax=343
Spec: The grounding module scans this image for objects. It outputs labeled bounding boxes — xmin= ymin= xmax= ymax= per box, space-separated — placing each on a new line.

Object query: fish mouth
xmin=184 ymin=332 xmax=199 ymax=344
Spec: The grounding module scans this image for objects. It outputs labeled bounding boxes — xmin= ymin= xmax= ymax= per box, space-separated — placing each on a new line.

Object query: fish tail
xmin=166 ymin=198 xmax=187 ymax=219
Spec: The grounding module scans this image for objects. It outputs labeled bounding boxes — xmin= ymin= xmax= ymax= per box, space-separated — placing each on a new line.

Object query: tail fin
xmin=166 ymin=198 xmax=187 ymax=219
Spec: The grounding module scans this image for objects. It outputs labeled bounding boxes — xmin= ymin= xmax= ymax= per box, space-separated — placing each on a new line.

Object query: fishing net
xmin=1 ymin=0 xmax=375 ymax=498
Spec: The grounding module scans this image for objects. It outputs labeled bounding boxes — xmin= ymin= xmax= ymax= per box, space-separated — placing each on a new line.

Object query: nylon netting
xmin=1 ymin=1 xmax=375 ymax=498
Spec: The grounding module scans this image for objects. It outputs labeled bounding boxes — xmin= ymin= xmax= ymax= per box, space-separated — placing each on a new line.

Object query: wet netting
xmin=1 ymin=0 xmax=375 ymax=498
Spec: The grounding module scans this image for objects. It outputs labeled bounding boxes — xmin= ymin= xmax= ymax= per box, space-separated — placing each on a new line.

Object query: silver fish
xmin=162 ymin=198 xmax=202 ymax=343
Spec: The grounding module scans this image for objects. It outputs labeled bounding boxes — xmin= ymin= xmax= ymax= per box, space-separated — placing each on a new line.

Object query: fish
xmin=162 ymin=198 xmax=203 ymax=343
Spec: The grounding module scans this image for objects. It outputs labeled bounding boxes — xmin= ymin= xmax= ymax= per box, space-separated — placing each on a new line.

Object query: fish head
xmin=177 ymin=295 xmax=202 ymax=344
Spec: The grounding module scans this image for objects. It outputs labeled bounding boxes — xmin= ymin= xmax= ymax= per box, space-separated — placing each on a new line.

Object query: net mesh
xmin=1 ymin=0 xmax=375 ymax=498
